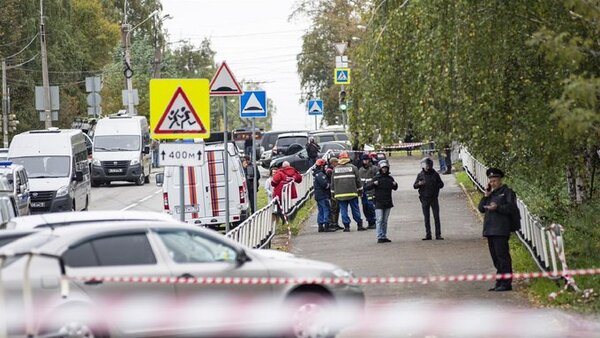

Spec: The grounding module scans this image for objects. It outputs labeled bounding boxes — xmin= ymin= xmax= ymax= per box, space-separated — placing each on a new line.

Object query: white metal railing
xmin=225 ymin=198 xmax=278 ymax=249
xmin=225 ymin=166 xmax=315 ymax=249
xmin=459 ymin=147 xmax=564 ymax=277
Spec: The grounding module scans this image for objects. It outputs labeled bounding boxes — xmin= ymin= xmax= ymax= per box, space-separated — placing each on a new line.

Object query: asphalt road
xmin=88 ymin=168 xmax=164 ymax=212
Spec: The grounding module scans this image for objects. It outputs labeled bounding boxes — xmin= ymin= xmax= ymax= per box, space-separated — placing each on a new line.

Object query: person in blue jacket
xmin=313 ymin=158 xmax=336 ymax=232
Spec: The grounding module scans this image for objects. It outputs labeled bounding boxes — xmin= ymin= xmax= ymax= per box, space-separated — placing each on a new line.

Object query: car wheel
xmin=287 ymin=292 xmax=335 ymax=338
xmin=135 ymin=169 xmax=145 ymax=186
xmin=91 ymin=180 xmax=100 ymax=187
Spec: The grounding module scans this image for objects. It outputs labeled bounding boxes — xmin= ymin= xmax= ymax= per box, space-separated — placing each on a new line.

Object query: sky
xmin=161 ymin=0 xmax=319 ymax=131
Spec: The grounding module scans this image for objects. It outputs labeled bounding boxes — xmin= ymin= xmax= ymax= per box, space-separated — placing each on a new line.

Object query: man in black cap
xmin=478 ymin=168 xmax=518 ymax=292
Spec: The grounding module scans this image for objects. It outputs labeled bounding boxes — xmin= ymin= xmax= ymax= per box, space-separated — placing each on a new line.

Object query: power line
xmin=0 ymin=35 xmax=39 ymax=48
xmin=4 ymin=33 xmax=39 ymax=60
xmin=6 ymin=53 xmax=39 ymax=69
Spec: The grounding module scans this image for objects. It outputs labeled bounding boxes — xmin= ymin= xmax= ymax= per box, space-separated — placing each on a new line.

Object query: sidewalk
xmin=291 ymin=156 xmax=528 ymax=306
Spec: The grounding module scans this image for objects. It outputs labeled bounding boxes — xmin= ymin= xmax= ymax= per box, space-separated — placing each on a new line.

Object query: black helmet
xmin=420 ymin=157 xmax=433 ymax=168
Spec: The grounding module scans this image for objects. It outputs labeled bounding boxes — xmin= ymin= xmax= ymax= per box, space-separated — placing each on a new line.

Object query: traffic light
xmin=8 ymin=113 xmax=19 ymax=132
xmin=339 ymin=90 xmax=347 ymax=111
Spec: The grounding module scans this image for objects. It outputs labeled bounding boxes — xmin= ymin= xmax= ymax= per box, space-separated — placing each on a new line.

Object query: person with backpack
xmin=413 ymin=157 xmax=445 ymax=240
xmin=478 ymin=168 xmax=520 ymax=292
xmin=372 ymin=160 xmax=398 ymax=243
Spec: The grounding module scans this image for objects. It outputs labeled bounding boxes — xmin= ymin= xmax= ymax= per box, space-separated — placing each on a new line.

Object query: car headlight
xmin=130 ymin=159 xmax=140 ymax=165
xmin=92 ymin=158 xmax=101 ymax=166
xmin=333 ymin=268 xmax=354 ymax=279
xmin=56 ymin=185 xmax=69 ymax=198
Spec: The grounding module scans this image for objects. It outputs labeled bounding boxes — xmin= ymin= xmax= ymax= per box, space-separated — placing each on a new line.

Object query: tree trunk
xmin=566 ymin=165 xmax=577 ymax=203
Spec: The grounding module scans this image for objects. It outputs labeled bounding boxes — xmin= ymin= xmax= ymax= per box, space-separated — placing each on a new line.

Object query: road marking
xmin=120 ymin=189 xmax=162 ymax=211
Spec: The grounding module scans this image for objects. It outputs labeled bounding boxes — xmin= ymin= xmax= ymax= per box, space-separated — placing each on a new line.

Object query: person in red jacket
xmin=271 ymin=161 xmax=303 ymax=203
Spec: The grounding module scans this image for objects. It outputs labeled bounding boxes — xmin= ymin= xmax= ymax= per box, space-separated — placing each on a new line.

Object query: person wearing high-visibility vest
xmin=331 ymin=151 xmax=365 ymax=232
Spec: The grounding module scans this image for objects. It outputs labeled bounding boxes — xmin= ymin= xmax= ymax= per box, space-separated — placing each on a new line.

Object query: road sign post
xmin=307 ymin=99 xmax=323 ymax=130
xmin=210 ymin=61 xmax=243 ymax=233
xmin=240 ymin=90 xmax=267 ymax=216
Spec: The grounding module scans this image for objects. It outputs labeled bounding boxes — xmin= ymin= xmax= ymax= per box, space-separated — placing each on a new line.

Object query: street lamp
xmin=122 ymin=10 xmax=159 ymax=115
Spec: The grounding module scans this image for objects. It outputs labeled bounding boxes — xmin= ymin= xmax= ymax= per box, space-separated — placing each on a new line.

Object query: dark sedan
xmin=269 ymin=149 xmax=312 ymax=173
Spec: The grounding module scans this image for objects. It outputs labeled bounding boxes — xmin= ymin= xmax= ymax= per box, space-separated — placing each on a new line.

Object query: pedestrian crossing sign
xmin=334 ymin=68 xmax=351 ymax=85
xmin=307 ymin=99 xmax=324 ymax=116
xmin=150 ymin=79 xmax=210 ymax=140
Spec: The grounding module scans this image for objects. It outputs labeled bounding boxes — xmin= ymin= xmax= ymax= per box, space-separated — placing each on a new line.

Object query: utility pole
xmin=2 ymin=60 xmax=8 ymax=148
xmin=39 ymin=0 xmax=52 ymax=128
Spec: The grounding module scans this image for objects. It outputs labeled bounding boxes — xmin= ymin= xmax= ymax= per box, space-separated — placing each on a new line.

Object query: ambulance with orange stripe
xmin=157 ymin=141 xmax=250 ymax=228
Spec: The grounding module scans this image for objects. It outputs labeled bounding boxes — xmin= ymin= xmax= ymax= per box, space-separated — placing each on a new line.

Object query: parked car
xmin=0 ymin=161 xmax=30 ymax=216
xmin=318 ymin=141 xmax=356 ymax=162
xmin=0 ymin=148 xmax=8 ymax=161
xmin=310 ymin=130 xmax=350 ymax=145
xmin=272 ymin=132 xmax=309 ymax=157
xmin=0 ymin=229 xmax=37 ymax=246
xmin=9 ymin=128 xmax=91 ymax=213
xmin=269 ymin=149 xmax=312 ymax=173
xmin=0 ymin=221 xmax=364 ymax=338
xmin=0 ymin=190 xmax=19 ymax=229
xmin=7 ymin=210 xmax=176 ymax=230
xmin=259 ymin=130 xmax=304 ymax=167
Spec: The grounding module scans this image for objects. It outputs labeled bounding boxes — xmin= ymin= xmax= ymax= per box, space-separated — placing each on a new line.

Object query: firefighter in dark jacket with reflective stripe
xmin=478 ymin=168 xmax=517 ymax=292
xmin=413 ymin=157 xmax=444 ymax=240
xmin=359 ymin=153 xmax=378 ymax=229
xmin=331 ymin=151 xmax=365 ymax=232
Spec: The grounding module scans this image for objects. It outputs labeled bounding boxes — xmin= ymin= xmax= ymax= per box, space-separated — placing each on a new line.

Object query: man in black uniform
xmin=413 ymin=157 xmax=445 ymax=240
xmin=478 ymin=168 xmax=517 ymax=292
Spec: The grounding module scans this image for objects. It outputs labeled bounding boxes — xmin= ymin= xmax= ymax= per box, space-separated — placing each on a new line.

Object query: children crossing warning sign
xmin=150 ymin=79 xmax=210 ymax=140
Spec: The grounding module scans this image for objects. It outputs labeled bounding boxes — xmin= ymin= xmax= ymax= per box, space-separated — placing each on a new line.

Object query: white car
xmin=0 ymin=221 xmax=364 ymax=338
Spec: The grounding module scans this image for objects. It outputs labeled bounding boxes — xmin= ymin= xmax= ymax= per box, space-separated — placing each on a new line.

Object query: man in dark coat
xmin=372 ymin=160 xmax=398 ymax=243
xmin=313 ymin=159 xmax=336 ymax=232
xmin=242 ymin=155 xmax=259 ymax=213
xmin=413 ymin=157 xmax=444 ymax=240
xmin=306 ymin=137 xmax=321 ymax=167
xmin=478 ymin=168 xmax=518 ymax=292
xmin=327 ymin=157 xmax=343 ymax=230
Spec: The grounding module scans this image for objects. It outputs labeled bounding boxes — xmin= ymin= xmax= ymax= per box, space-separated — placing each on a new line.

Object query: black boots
xmin=367 ymin=222 xmax=376 ymax=230
xmin=318 ymin=224 xmax=337 ymax=233
xmin=318 ymin=224 xmax=324 ymax=232
xmin=357 ymin=224 xmax=367 ymax=231
xmin=343 ymin=224 xmax=350 ymax=232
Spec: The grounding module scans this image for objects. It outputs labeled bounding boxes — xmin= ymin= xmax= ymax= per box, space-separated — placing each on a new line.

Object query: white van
xmin=91 ymin=115 xmax=151 ymax=186
xmin=0 ymin=162 xmax=30 ymax=215
xmin=156 ymin=142 xmax=250 ymax=228
xmin=9 ymin=129 xmax=91 ymax=213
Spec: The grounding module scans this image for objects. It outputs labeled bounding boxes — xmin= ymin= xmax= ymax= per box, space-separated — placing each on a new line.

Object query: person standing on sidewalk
xmin=306 ymin=137 xmax=321 ymax=167
xmin=478 ymin=168 xmax=517 ymax=292
xmin=326 ymin=157 xmax=343 ymax=230
xmin=413 ymin=157 xmax=445 ymax=240
xmin=331 ymin=151 xmax=365 ymax=232
xmin=151 ymin=139 xmax=160 ymax=167
xmin=372 ymin=160 xmax=398 ymax=243
xmin=359 ymin=153 xmax=378 ymax=229
xmin=313 ymin=159 xmax=336 ymax=232
xmin=242 ymin=155 xmax=260 ymax=213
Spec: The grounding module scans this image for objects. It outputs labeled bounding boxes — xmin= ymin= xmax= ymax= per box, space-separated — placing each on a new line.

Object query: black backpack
xmin=506 ymin=190 xmax=521 ymax=232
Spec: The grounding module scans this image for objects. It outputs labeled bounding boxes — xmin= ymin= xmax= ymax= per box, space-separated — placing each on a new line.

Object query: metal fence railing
xmin=459 ymin=147 xmax=565 ymax=278
xmin=225 ymin=166 xmax=315 ymax=249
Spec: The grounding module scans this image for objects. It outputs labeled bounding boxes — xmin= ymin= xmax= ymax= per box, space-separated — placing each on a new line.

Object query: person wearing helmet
xmin=372 ymin=160 xmax=398 ymax=243
xmin=413 ymin=157 xmax=445 ymax=240
xmin=313 ymin=158 xmax=336 ymax=232
xmin=306 ymin=137 xmax=321 ymax=167
xmin=359 ymin=153 xmax=378 ymax=229
xmin=331 ymin=151 xmax=365 ymax=232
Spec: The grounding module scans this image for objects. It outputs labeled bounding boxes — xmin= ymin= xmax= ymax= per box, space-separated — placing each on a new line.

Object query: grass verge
xmin=455 ymin=164 xmax=600 ymax=313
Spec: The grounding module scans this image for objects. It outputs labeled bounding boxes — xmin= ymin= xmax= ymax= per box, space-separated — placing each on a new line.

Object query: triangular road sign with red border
xmin=209 ymin=61 xmax=243 ymax=96
xmin=154 ymin=87 xmax=207 ymax=134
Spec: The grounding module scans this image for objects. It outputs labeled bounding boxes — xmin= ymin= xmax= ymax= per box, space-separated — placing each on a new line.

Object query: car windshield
xmin=0 ymin=233 xmax=56 ymax=267
xmin=277 ymin=137 xmax=307 ymax=147
xmin=316 ymin=134 xmax=335 ymax=143
xmin=336 ymin=133 xmax=349 ymax=141
xmin=94 ymin=135 xmax=140 ymax=152
xmin=11 ymin=156 xmax=70 ymax=178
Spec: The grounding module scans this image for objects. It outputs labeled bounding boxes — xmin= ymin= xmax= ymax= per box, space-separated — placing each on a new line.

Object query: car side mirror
xmin=236 ymin=249 xmax=250 ymax=266
xmin=143 ymin=146 xmax=151 ymax=155
xmin=155 ymin=173 xmax=164 ymax=187
xmin=74 ymin=171 xmax=84 ymax=182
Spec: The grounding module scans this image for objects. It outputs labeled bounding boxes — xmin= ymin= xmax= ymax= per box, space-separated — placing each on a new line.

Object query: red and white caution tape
xmin=72 ymin=268 xmax=600 ymax=285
